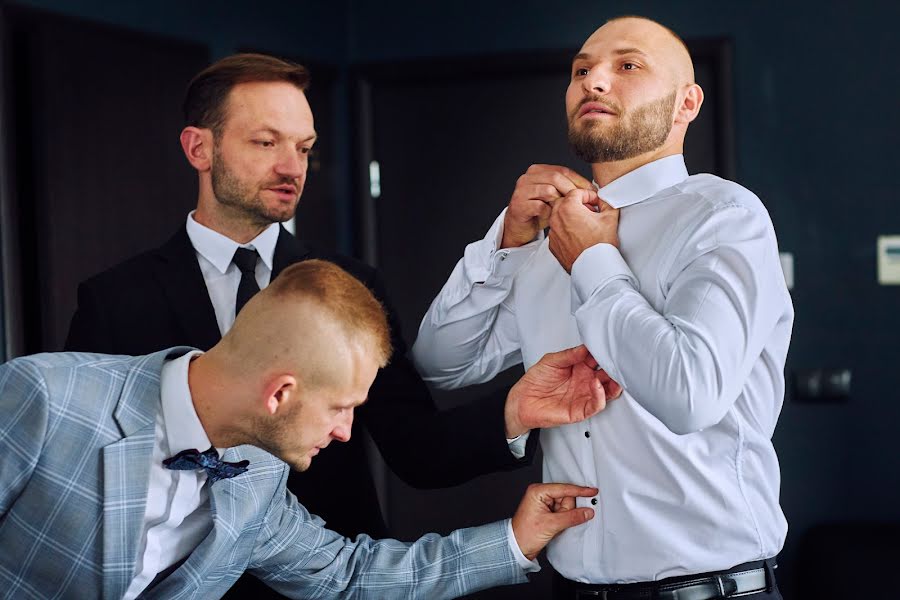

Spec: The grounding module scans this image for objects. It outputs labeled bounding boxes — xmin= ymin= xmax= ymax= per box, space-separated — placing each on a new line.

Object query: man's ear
xmin=676 ymin=83 xmax=704 ymax=125
xmin=180 ymin=126 xmax=213 ymax=172
xmin=263 ymin=374 xmax=299 ymax=415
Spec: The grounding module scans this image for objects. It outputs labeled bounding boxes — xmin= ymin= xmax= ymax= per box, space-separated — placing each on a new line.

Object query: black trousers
xmin=552 ymin=558 xmax=782 ymax=599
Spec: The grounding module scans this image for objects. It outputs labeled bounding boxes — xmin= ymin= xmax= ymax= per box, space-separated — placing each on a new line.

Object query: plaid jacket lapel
xmin=102 ymin=425 xmax=156 ymax=600
xmin=101 ymin=349 xmax=187 ymax=600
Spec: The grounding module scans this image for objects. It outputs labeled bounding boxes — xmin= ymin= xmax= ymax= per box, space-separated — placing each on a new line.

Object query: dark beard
xmin=211 ymin=145 xmax=297 ymax=226
xmin=568 ymin=91 xmax=676 ymax=163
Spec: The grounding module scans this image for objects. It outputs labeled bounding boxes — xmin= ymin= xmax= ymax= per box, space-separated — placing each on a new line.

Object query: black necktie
xmin=232 ymin=247 xmax=260 ymax=315
xmin=163 ymin=447 xmax=249 ymax=483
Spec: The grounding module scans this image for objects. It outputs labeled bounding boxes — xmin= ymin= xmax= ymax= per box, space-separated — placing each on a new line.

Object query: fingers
xmin=598 ymin=199 xmax=616 ymax=212
xmin=525 ymin=164 xmax=594 ymax=192
xmin=550 ymin=188 xmax=600 ymax=219
xmin=544 ymin=506 xmax=595 ymax=535
xmin=538 ymin=344 xmax=589 ymax=368
xmin=532 ymin=483 xmax=598 ymax=501
xmin=596 ymin=369 xmax=623 ymax=400
xmin=554 ymin=496 xmax=576 ymax=512
xmin=586 ymin=376 xmax=607 ymax=418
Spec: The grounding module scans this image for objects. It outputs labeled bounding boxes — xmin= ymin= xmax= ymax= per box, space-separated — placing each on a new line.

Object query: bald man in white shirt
xmin=413 ymin=16 xmax=791 ymax=600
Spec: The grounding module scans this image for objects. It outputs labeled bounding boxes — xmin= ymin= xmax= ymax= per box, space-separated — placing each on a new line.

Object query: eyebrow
xmin=252 ymin=127 xmax=318 ymax=143
xmin=572 ymin=48 xmax=649 ymax=63
xmin=613 ymin=47 xmax=648 ymax=57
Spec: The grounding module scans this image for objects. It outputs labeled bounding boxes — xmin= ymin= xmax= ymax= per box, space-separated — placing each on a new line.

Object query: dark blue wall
xmin=9 ymin=0 xmax=900 ymax=595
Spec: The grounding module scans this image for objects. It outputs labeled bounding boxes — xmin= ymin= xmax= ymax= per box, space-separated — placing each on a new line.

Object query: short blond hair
xmin=266 ymin=260 xmax=392 ymax=367
xmin=223 ymin=259 xmax=392 ymax=390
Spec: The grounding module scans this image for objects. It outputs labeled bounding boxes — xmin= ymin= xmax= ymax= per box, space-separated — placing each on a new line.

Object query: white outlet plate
xmin=779 ymin=252 xmax=794 ymax=290
xmin=878 ymin=236 xmax=900 ymax=285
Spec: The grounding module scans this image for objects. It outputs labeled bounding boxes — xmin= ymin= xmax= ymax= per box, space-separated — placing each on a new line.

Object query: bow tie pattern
xmin=163 ymin=447 xmax=249 ymax=483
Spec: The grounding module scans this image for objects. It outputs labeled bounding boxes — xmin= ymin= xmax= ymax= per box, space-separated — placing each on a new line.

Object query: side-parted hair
xmin=183 ymin=53 xmax=310 ymax=136
xmin=266 ymin=260 xmax=393 ymax=369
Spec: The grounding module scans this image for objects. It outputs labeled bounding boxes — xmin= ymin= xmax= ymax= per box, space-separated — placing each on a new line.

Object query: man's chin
xmin=284 ymin=455 xmax=312 ymax=472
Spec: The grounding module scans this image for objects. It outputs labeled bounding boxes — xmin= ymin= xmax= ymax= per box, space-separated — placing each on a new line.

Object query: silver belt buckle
xmin=575 ymin=591 xmax=608 ymax=599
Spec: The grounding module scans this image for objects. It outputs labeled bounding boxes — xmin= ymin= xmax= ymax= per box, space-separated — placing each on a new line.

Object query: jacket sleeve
xmin=248 ymin=473 xmax=528 ymax=599
xmin=358 ymin=266 xmax=537 ymax=489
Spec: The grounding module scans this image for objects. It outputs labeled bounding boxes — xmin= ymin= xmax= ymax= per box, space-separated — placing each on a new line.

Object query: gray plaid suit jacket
xmin=0 ymin=348 xmax=528 ymax=599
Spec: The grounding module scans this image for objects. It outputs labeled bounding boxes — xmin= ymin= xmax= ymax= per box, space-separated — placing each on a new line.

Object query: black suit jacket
xmin=66 ymin=225 xmax=537 ymax=540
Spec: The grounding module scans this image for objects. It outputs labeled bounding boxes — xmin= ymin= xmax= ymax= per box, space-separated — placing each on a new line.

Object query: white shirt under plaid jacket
xmin=0 ymin=348 xmax=527 ymax=599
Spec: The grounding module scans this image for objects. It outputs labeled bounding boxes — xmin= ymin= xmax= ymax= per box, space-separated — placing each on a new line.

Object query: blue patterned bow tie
xmin=163 ymin=447 xmax=249 ymax=483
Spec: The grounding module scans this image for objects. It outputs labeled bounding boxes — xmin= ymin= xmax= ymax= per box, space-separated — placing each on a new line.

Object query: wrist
xmin=504 ymin=392 xmax=527 ymax=438
xmin=500 ymin=230 xmax=529 ymax=250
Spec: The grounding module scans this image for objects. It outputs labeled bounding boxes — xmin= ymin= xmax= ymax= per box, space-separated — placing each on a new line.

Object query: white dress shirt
xmin=181 ymin=213 xmax=540 ymax=576
xmin=412 ymin=155 xmax=793 ymax=583
xmin=185 ymin=212 xmax=280 ymax=335
xmin=124 ymin=350 xmax=214 ymax=599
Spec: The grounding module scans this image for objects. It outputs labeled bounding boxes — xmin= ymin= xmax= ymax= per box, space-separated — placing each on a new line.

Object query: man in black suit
xmin=66 ymin=54 xmax=619 ymax=596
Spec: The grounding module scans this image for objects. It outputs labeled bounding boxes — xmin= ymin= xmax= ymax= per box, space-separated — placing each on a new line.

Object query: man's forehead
xmin=224 ymin=81 xmax=314 ymax=130
xmin=578 ymin=17 xmax=694 ymax=82
xmin=581 ymin=18 xmax=675 ymax=56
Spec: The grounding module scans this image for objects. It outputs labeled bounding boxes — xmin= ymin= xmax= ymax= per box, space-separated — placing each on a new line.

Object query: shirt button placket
xmin=582 ymin=424 xmax=600 ymax=569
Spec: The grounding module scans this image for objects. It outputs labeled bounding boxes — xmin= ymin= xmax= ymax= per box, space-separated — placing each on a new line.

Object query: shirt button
xmin=584 ymin=431 xmax=591 ymax=438
xmin=499 ymin=253 xmax=507 ymax=261
xmin=591 ymin=498 xmax=598 ymax=506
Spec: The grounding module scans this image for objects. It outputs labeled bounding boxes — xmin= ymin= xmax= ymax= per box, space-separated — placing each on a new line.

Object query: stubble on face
xmin=210 ymin=142 xmax=299 ymax=228
xmin=250 ymin=406 xmax=314 ymax=472
xmin=568 ymin=90 xmax=677 ymax=163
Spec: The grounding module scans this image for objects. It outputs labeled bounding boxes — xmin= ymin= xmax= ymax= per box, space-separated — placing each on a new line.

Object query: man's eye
xmin=574 ymin=67 xmax=589 ymax=77
xmin=255 ymin=140 xmax=275 ymax=148
xmin=622 ymin=63 xmax=638 ymax=71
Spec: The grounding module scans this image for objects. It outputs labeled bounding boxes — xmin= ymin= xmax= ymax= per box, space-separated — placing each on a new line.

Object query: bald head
xmin=220 ymin=260 xmax=392 ymax=391
xmin=566 ymin=15 xmax=704 ymax=171
xmin=586 ymin=16 xmax=695 ymax=86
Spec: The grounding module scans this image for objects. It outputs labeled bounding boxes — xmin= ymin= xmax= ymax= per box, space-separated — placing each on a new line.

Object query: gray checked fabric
xmin=0 ymin=348 xmax=527 ymax=599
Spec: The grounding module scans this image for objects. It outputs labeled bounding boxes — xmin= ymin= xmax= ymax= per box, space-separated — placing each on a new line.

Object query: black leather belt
xmin=556 ymin=559 xmax=776 ymax=600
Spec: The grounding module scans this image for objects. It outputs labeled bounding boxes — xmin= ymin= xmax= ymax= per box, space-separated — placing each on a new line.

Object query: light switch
xmin=878 ymin=236 xmax=900 ymax=285
xmin=779 ymin=252 xmax=794 ymax=290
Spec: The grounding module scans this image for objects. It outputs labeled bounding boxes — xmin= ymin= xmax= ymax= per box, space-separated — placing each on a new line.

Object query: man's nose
xmin=583 ymin=65 xmax=611 ymax=95
xmin=274 ymin=148 xmax=307 ymax=180
xmin=331 ymin=410 xmax=354 ymax=443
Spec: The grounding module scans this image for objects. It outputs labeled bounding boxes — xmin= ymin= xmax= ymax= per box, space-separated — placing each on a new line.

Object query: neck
xmin=590 ymin=146 xmax=680 ymax=188
xmin=194 ymin=200 xmax=271 ymax=244
xmin=188 ymin=350 xmax=249 ymax=449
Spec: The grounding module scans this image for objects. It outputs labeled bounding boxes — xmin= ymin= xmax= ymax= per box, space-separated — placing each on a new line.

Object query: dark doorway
xmin=354 ymin=42 xmax=733 ymax=598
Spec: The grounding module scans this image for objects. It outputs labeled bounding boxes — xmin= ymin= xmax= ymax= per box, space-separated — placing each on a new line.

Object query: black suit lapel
xmin=151 ymin=227 xmax=222 ymax=351
xmin=272 ymin=225 xmax=312 ymax=278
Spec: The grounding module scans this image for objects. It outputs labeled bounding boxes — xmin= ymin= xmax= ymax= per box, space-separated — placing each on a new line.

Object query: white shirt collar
xmin=185 ymin=211 xmax=280 ymax=275
xmin=593 ymin=154 xmax=690 ymax=209
xmin=159 ymin=351 xmax=216 ymax=456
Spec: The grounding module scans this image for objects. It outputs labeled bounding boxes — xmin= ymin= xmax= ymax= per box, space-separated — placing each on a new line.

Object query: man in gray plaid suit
xmin=0 ymin=259 xmax=608 ymax=599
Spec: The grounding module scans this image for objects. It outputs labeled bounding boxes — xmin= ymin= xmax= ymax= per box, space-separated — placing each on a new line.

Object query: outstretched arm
xmin=250 ymin=477 xmax=596 ymax=599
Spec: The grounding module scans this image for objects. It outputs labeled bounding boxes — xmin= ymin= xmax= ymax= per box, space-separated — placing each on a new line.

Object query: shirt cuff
xmin=506 ymin=430 xmax=530 ymax=459
xmin=570 ymin=242 xmax=638 ymax=310
xmin=468 ymin=208 xmax=542 ymax=283
xmin=506 ymin=519 xmax=541 ymax=573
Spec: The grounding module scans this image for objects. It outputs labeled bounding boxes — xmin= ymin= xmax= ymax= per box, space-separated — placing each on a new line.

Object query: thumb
xmin=540 ymin=345 xmax=589 ymax=368
xmin=598 ymin=199 xmax=616 ymax=212
xmin=544 ymin=506 xmax=595 ymax=536
xmin=582 ymin=190 xmax=601 ymax=211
